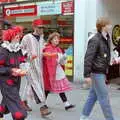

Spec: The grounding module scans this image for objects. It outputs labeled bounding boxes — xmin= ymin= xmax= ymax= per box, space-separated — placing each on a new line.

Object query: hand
xmin=30 ymin=55 xmax=37 ymax=61
xmin=43 ymin=52 xmax=49 ymax=56
xmin=11 ymin=68 xmax=20 ymax=76
xmin=63 ymin=53 xmax=67 ymax=60
xmin=19 ymin=70 xmax=27 ymax=76
xmin=112 ymin=58 xmax=119 ymax=65
xmin=84 ymin=77 xmax=92 ymax=86
xmin=11 ymin=68 xmax=27 ymax=77
xmin=43 ymin=52 xmax=57 ymax=57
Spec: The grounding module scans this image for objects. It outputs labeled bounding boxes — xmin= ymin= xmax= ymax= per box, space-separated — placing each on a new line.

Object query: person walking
xmin=0 ymin=26 xmax=27 ymax=120
xmin=80 ymin=17 xmax=115 ymax=120
xmin=21 ymin=19 xmax=51 ymax=117
xmin=43 ymin=32 xmax=75 ymax=110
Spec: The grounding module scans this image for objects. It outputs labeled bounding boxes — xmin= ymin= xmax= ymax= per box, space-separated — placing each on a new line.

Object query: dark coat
xmin=0 ymin=46 xmax=27 ymax=118
xmin=0 ymin=47 xmax=24 ymax=86
xmin=84 ymin=32 xmax=111 ymax=77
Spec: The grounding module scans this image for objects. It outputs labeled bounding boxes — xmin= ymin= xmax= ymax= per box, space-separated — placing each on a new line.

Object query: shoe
xmin=80 ymin=115 xmax=89 ymax=120
xmin=40 ymin=106 xmax=51 ymax=117
xmin=43 ymin=105 xmax=48 ymax=109
xmin=21 ymin=101 xmax=32 ymax=112
xmin=65 ymin=104 xmax=75 ymax=111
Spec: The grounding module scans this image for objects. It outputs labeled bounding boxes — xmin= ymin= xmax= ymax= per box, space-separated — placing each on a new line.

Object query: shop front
xmin=4 ymin=0 xmax=120 ymax=82
xmin=0 ymin=0 xmax=74 ymax=81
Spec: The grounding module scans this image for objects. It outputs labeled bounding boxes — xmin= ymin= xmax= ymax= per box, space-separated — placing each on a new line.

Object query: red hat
xmin=32 ymin=19 xmax=45 ymax=27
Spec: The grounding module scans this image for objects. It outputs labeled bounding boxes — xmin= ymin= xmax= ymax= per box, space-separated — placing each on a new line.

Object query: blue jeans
xmin=82 ymin=73 xmax=114 ymax=120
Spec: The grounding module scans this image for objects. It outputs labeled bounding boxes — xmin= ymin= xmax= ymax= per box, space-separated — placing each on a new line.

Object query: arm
xmin=0 ymin=48 xmax=27 ymax=76
xmin=21 ymin=35 xmax=37 ymax=61
xmin=0 ymin=49 xmax=12 ymax=75
xmin=43 ymin=52 xmax=57 ymax=57
xmin=84 ymin=37 xmax=99 ymax=77
xmin=57 ymin=53 xmax=67 ymax=65
xmin=21 ymin=35 xmax=29 ymax=56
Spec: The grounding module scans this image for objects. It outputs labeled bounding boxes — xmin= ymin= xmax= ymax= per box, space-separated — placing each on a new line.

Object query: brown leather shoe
xmin=40 ymin=105 xmax=51 ymax=117
xmin=22 ymin=100 xmax=32 ymax=112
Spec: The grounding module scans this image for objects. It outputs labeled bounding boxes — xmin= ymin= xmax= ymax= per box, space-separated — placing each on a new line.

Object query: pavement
xmin=1 ymin=81 xmax=120 ymax=120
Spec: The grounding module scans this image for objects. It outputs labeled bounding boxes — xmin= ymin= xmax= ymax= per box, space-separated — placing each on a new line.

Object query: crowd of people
xmin=0 ymin=17 xmax=120 ymax=120
xmin=0 ymin=19 xmax=75 ymax=120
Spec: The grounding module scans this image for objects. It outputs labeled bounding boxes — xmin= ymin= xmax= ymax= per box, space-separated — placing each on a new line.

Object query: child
xmin=43 ymin=32 xmax=75 ymax=110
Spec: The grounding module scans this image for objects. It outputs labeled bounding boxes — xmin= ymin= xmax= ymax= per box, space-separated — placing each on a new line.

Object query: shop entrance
xmin=1 ymin=0 xmax=74 ymax=81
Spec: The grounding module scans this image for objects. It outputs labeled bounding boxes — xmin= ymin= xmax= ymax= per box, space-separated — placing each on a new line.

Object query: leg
xmin=93 ymin=73 xmax=114 ymax=120
xmin=59 ymin=92 xmax=75 ymax=110
xmin=81 ymin=83 xmax=97 ymax=117
xmin=43 ymin=91 xmax=50 ymax=108
xmin=31 ymin=86 xmax=41 ymax=104
xmin=59 ymin=93 xmax=67 ymax=102
xmin=30 ymin=87 xmax=51 ymax=117
xmin=21 ymin=100 xmax=32 ymax=112
xmin=1 ymin=84 xmax=27 ymax=120
xmin=0 ymin=104 xmax=9 ymax=118
xmin=45 ymin=91 xmax=50 ymax=99
xmin=0 ymin=88 xmax=10 ymax=118
xmin=21 ymin=83 xmax=32 ymax=112
xmin=0 ymin=97 xmax=9 ymax=115
xmin=31 ymin=88 xmax=51 ymax=116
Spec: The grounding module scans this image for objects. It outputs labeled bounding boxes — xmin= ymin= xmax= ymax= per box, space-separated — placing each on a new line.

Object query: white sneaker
xmin=80 ymin=115 xmax=89 ymax=120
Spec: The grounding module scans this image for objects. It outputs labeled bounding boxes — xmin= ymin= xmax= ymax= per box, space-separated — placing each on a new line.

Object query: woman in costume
xmin=43 ymin=32 xmax=75 ymax=110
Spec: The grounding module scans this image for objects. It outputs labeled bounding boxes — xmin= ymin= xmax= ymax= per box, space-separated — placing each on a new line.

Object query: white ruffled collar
xmin=1 ymin=41 xmax=21 ymax=52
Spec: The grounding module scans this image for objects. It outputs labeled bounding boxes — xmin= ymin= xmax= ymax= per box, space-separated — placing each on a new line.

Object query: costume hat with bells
xmin=2 ymin=26 xmax=23 ymax=41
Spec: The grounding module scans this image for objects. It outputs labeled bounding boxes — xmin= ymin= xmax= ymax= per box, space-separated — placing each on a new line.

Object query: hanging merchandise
xmin=112 ymin=24 xmax=120 ymax=46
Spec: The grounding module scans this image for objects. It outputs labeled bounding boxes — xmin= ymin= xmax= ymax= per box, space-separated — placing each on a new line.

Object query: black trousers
xmin=31 ymin=87 xmax=68 ymax=104
xmin=0 ymin=81 xmax=27 ymax=120
xmin=45 ymin=91 xmax=67 ymax=103
xmin=31 ymin=86 xmax=41 ymax=104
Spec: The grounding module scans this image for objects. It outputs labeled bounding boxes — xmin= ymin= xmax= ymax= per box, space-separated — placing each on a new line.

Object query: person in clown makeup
xmin=0 ymin=26 xmax=28 ymax=120
xmin=21 ymin=19 xmax=51 ymax=117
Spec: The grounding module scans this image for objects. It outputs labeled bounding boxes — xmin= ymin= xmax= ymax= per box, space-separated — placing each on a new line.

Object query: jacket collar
xmin=97 ymin=32 xmax=110 ymax=49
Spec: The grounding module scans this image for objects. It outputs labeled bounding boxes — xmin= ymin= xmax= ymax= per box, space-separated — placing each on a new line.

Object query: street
xmin=1 ymin=83 xmax=120 ymax=120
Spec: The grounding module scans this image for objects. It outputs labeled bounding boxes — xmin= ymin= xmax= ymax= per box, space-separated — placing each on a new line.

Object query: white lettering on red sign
xmin=62 ymin=1 xmax=74 ymax=15
xmin=5 ymin=8 xmax=35 ymax=16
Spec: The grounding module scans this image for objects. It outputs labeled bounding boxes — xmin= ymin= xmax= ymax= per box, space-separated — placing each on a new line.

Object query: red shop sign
xmin=57 ymin=20 xmax=71 ymax=26
xmin=0 ymin=0 xmax=16 ymax=3
xmin=4 ymin=5 xmax=37 ymax=18
xmin=60 ymin=38 xmax=73 ymax=44
xmin=62 ymin=1 xmax=74 ymax=15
